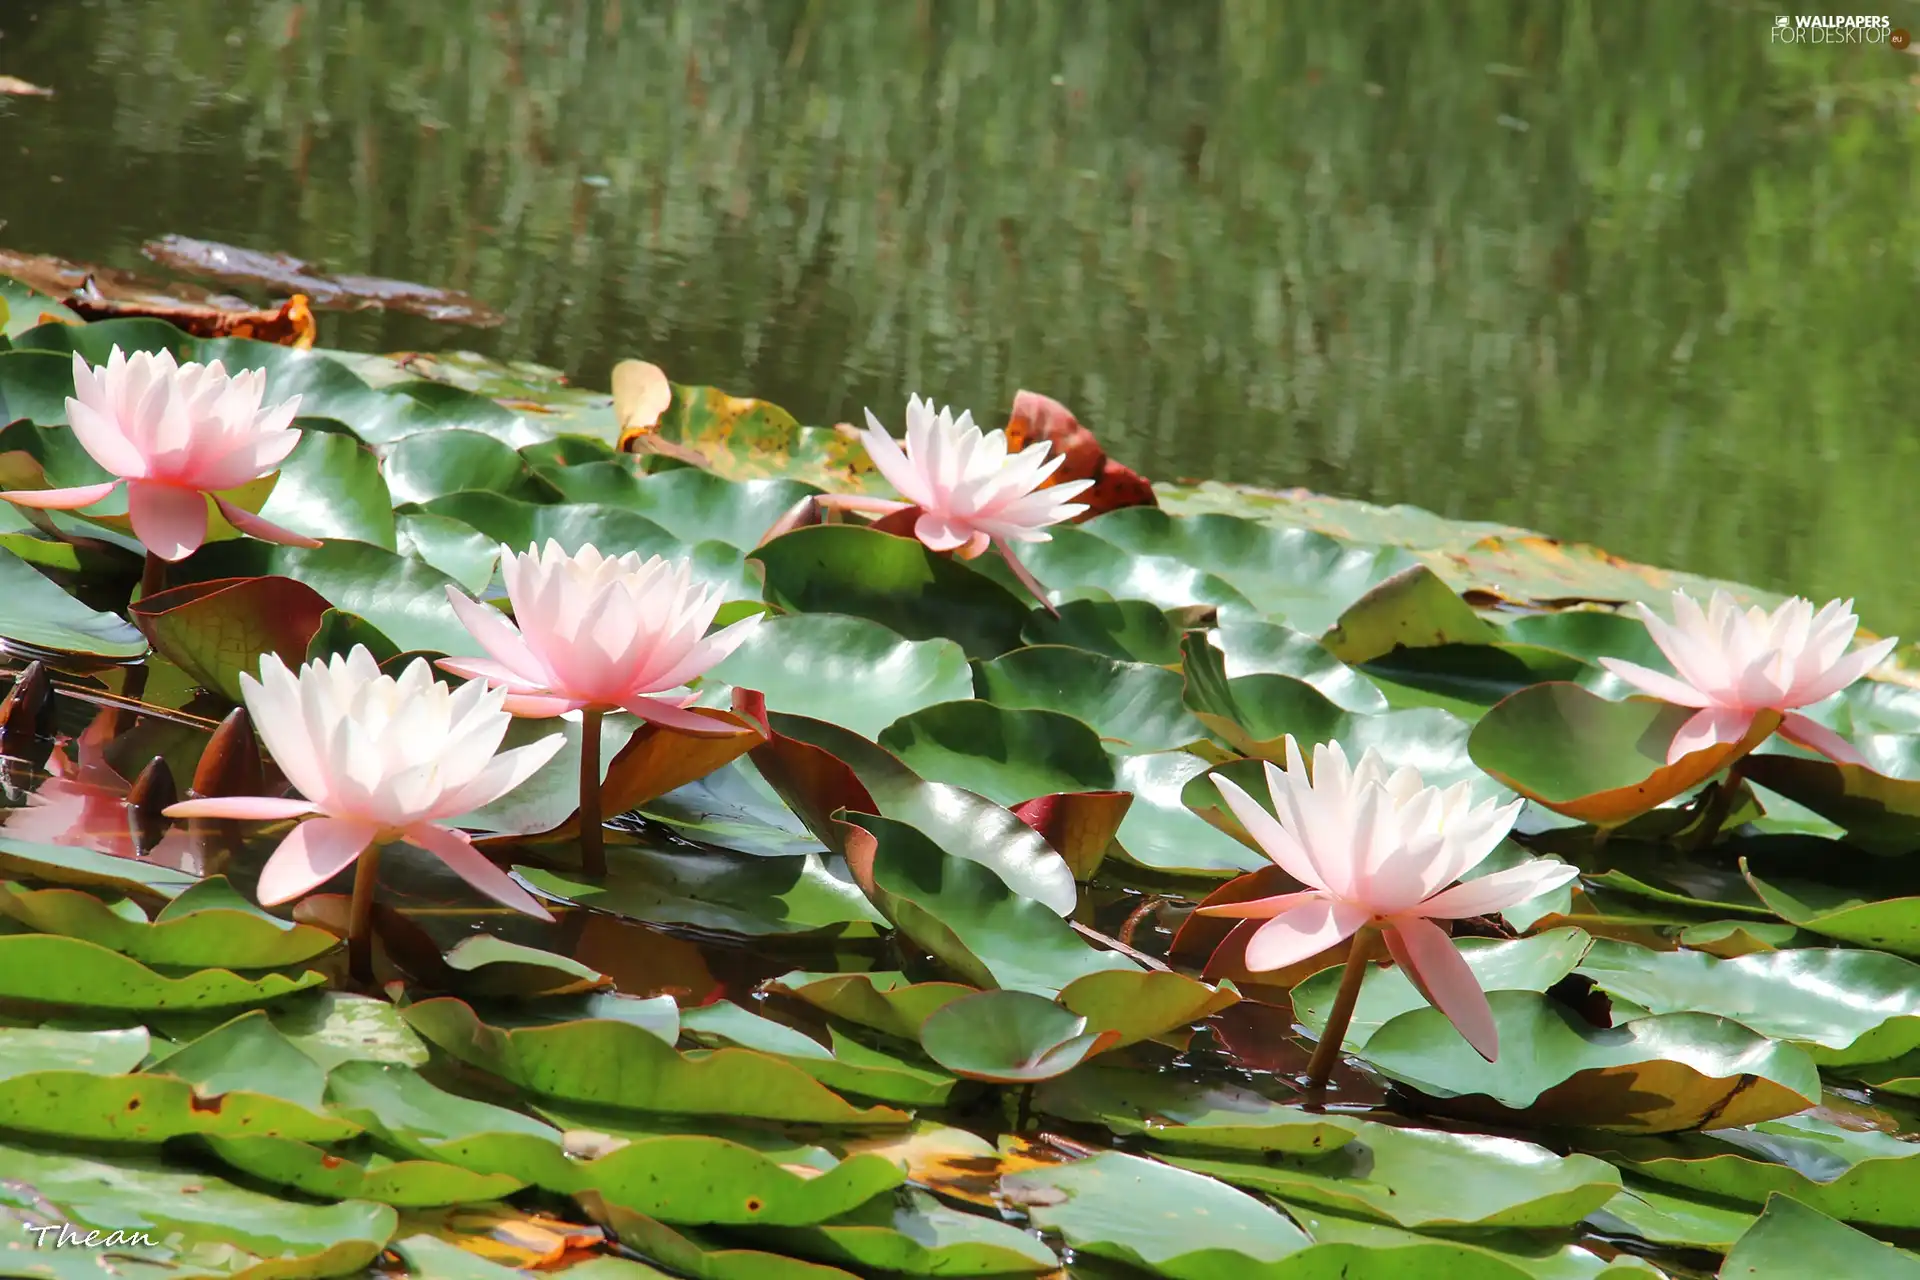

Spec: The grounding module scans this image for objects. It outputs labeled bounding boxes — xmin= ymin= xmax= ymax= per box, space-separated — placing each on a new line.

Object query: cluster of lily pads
xmin=1 ymin=282 xmax=1919 ymax=1279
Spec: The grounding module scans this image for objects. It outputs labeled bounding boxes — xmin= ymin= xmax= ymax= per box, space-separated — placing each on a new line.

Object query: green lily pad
xmin=1720 ymin=1192 xmax=1920 ymax=1278
xmin=204 ymin=1135 xmax=527 ymax=1207
xmin=541 ymin=464 xmax=817 ymax=552
xmin=1004 ymin=1151 xmax=1312 ymax=1279
xmin=0 ymin=1017 xmax=357 ymax=1145
xmin=0 ymin=1142 xmax=396 ymax=1278
xmin=260 ymin=428 xmax=398 ymax=549
xmin=975 ymin=644 xmax=1208 ymax=752
xmin=398 ymin=995 xmax=905 ymax=1126
xmin=515 ymin=846 xmax=882 ymax=938
xmin=0 ymin=875 xmax=338 ymax=967
xmin=1178 ymin=630 xmax=1350 ymax=758
xmin=1057 ymin=968 xmax=1241 ymax=1047
xmin=1740 ymin=751 xmax=1920 ymax=855
xmin=746 ymin=1188 xmax=1058 ymax=1276
xmin=171 ymin=538 xmax=476 ymax=654
xmin=1032 ymin=1066 xmax=1357 ymax=1154
xmin=1469 ymin=682 xmax=1778 ymax=825
xmin=381 ymin=428 xmax=555 ymax=504
xmin=1583 ymin=1179 xmax=1757 ymax=1252
xmin=709 ymin=614 xmax=972 ymax=740
xmin=131 ymin=575 xmax=332 ymax=701
xmin=840 ymin=812 xmax=1136 ymax=996
xmin=393 ymin=510 xmax=503 ymax=593
xmin=0 ymin=543 xmax=146 ymax=658
xmin=1597 ymin=1112 xmax=1920 ymax=1229
xmin=1361 ymin=991 xmax=1820 ymax=1132
xmin=1020 ymin=597 xmax=1183 ymax=663
xmin=751 ymin=525 xmax=1030 ymax=660
xmin=917 ymin=989 xmax=1117 ymax=1083
xmin=763 ymin=971 xmax=975 ymax=1041
xmin=636 ymin=760 xmax=823 ymax=858
xmin=1292 ymin=929 xmax=1592 ymax=1049
xmin=1741 ymin=863 xmax=1920 ymax=957
xmin=0 ymin=933 xmax=324 ymax=1010
xmin=1321 ymin=564 xmax=1501 ymax=663
xmin=1213 ymin=614 xmax=1389 ymax=712
xmin=1167 ymin=1120 xmax=1622 ymax=1229
xmin=0 ymin=836 xmax=195 ymax=902
xmin=1109 ymin=751 xmax=1268 ymax=874
xmin=582 ymin=1195 xmax=859 ymax=1280
xmin=1358 ymin=642 xmax=1592 ymax=721
xmin=1575 ymin=938 xmax=1920 ymax=1065
xmin=679 ymin=1002 xmax=954 ymax=1106
xmin=877 ymin=701 xmax=1116 ymax=805
xmin=750 ymin=711 xmax=1079 ymax=913
xmin=437 ymin=935 xmax=610 ymax=999
xmin=1011 ymin=524 xmax=1252 ymax=611
xmin=1083 ymin=507 xmax=1420 ymax=633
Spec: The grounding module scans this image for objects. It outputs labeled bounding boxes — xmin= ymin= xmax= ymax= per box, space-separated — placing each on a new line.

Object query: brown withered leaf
xmin=69 ymin=286 xmax=317 ymax=348
xmin=613 ymin=358 xmax=710 ymax=466
xmin=840 ymin=1125 xmax=1076 ymax=1210
xmin=143 ymin=234 xmax=505 ymax=327
xmin=1003 ymin=389 xmax=1157 ymax=519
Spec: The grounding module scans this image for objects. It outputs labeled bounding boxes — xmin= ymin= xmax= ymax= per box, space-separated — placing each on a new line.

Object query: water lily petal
xmin=1387 ymin=914 xmax=1499 ymax=1062
xmin=255 ymin=816 xmax=380 ymax=905
xmin=618 ymin=693 xmax=742 ymax=736
xmin=164 ymin=796 xmax=320 ymax=820
xmin=1215 ymin=769 xmax=1325 ymax=891
xmin=0 ymin=480 xmax=123 ymax=510
xmin=1194 ymin=890 xmax=1321 ymax=920
xmin=1596 ymin=657 xmax=1712 ymax=707
xmin=126 ymin=482 xmax=210 ymax=561
xmin=403 ymin=822 xmax=552 ymax=920
xmin=1242 ymin=897 xmax=1370 ymax=972
xmin=1417 ymin=859 xmax=1580 ymax=919
xmin=1779 ymin=712 xmax=1869 ymax=767
xmin=1667 ymin=705 xmax=1758 ymax=764
xmin=211 ymin=494 xmax=323 ymax=549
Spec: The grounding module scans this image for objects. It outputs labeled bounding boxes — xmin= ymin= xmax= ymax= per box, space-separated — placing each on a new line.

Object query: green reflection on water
xmin=1 ymin=0 xmax=1916 ymax=628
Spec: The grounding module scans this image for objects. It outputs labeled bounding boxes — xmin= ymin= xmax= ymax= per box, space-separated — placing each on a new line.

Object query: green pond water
xmin=2 ymin=0 xmax=1917 ymax=630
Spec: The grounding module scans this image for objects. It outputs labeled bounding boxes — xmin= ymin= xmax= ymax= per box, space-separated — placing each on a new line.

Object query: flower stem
xmin=138 ymin=551 xmax=166 ymax=605
xmin=1303 ymin=926 xmax=1379 ymax=1104
xmin=347 ymin=846 xmax=383 ymax=985
xmin=1688 ymin=761 xmax=1748 ymax=853
xmin=579 ymin=706 xmax=606 ymax=878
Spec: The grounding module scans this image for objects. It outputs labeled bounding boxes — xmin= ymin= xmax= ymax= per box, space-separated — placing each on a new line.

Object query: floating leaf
xmin=746 ymin=1188 xmax=1058 ymax=1277
xmin=0 ymin=933 xmax=324 ymax=1010
xmin=752 ymin=525 xmax=1029 ymax=660
xmin=1470 ymin=683 xmax=1781 ymax=824
xmin=399 ymin=996 xmax=904 ymax=1126
xmin=0 ymin=875 xmax=337 ymax=967
xmin=1362 ymin=991 xmax=1820 ymax=1132
xmin=975 ymin=644 xmax=1208 ymax=752
xmin=838 ymin=813 xmax=1136 ymax=995
xmin=877 ymin=700 xmax=1116 ymax=805
xmin=131 ymin=575 xmax=331 ymax=701
xmin=763 ymin=971 xmax=974 ymax=1041
xmin=710 ymin=615 xmax=972 ymax=739
xmin=1576 ymin=938 xmax=1920 ymax=1066
xmin=918 ymin=989 xmax=1119 ymax=1082
xmin=0 ymin=543 xmax=145 ymax=658
xmin=1320 ymin=564 xmax=1501 ymax=663
xmin=1719 ymin=1192 xmax=1920 ymax=1278
xmin=1168 ymin=1120 xmax=1622 ymax=1229
xmin=1032 ymin=1067 xmax=1357 ymax=1155
xmin=1005 ymin=1151 xmax=1313 ymax=1279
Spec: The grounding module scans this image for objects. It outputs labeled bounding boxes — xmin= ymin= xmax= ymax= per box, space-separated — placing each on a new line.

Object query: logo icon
xmin=1775 ymin=14 xmax=1790 ymax=25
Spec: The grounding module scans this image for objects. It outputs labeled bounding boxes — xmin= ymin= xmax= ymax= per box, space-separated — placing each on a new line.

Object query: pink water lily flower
xmin=165 ymin=647 xmax=565 ymax=917
xmin=1600 ymin=590 xmax=1897 ymax=766
xmin=849 ymin=395 xmax=1095 ymax=557
xmin=1199 ymin=738 xmax=1578 ymax=1062
xmin=439 ymin=542 xmax=760 ymax=734
xmin=0 ymin=347 xmax=320 ymax=560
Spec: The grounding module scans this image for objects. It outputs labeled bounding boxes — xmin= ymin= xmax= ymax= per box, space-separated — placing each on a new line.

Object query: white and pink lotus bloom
xmin=770 ymin=396 xmax=1094 ymax=605
xmin=1199 ymin=738 xmax=1578 ymax=1062
xmin=1600 ymin=590 xmax=1897 ymax=766
xmin=0 ymin=347 xmax=320 ymax=561
xmin=850 ymin=396 xmax=1095 ymax=557
xmin=164 ymin=647 xmax=565 ymax=918
xmin=439 ymin=542 xmax=760 ymax=734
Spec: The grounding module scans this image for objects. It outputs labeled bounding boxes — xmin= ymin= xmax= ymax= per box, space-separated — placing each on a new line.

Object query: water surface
xmin=3 ymin=0 xmax=1917 ymax=627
